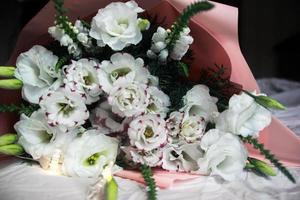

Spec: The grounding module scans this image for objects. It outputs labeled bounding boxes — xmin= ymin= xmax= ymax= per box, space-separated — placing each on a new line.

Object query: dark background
xmin=0 ymin=0 xmax=300 ymax=81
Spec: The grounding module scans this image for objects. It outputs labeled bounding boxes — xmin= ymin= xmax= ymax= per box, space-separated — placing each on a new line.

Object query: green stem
xmin=167 ymin=1 xmax=214 ymax=51
xmin=52 ymin=0 xmax=82 ymax=50
xmin=140 ymin=165 xmax=157 ymax=200
xmin=242 ymin=136 xmax=296 ymax=183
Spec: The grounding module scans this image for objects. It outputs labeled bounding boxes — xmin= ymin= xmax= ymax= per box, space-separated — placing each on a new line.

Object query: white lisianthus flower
xmin=122 ymin=146 xmax=162 ymax=167
xmin=179 ymin=115 xmax=206 ymax=143
xmin=90 ymin=101 xmax=129 ymax=133
xmin=125 ymin=0 xmax=144 ymax=13
xmin=181 ymin=84 xmax=218 ymax=122
xmin=62 ymin=129 xmax=119 ymax=177
xmin=39 ymin=88 xmax=89 ymax=130
xmin=108 ymin=76 xmax=149 ymax=117
xmin=170 ymin=27 xmax=194 ymax=60
xmin=198 ymin=129 xmax=248 ymax=181
xmin=98 ymin=53 xmax=150 ymax=93
xmin=216 ymin=92 xmax=272 ymax=137
xmin=15 ymin=45 xmax=61 ymax=104
xmin=14 ymin=110 xmax=76 ymax=161
xmin=89 ymin=1 xmax=144 ymax=50
xmin=162 ymin=143 xmax=203 ymax=172
xmin=146 ymin=86 xmax=170 ymax=118
xmin=128 ymin=114 xmax=167 ymax=151
xmin=166 ymin=111 xmax=206 ymax=143
xmin=63 ymin=59 xmax=102 ymax=104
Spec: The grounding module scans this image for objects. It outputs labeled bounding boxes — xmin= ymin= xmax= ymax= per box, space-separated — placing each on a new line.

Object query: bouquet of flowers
xmin=0 ymin=0 xmax=295 ymax=199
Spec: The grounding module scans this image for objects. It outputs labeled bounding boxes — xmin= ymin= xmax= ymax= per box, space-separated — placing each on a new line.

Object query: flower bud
xmin=0 ymin=134 xmax=18 ymax=146
xmin=249 ymin=157 xmax=276 ymax=176
xmin=103 ymin=163 xmax=118 ymax=200
xmin=0 ymin=66 xmax=15 ymax=78
xmin=0 ymin=79 xmax=23 ymax=90
xmin=0 ymin=144 xmax=24 ymax=156
xmin=254 ymin=95 xmax=285 ymax=110
xmin=138 ymin=18 xmax=150 ymax=31
xmin=105 ymin=176 xmax=118 ymax=200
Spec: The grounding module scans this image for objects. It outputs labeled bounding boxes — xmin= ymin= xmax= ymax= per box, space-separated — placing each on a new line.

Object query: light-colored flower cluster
xmin=97 ymin=53 xmax=170 ymax=118
xmin=161 ymin=85 xmax=217 ymax=172
xmin=12 ymin=1 xmax=275 ymax=183
xmin=147 ymin=26 xmax=193 ymax=62
xmin=48 ymin=23 xmax=82 ymax=57
xmin=15 ymin=110 xmax=119 ymax=178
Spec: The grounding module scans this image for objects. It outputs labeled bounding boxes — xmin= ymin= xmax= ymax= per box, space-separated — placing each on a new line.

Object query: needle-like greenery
xmin=140 ymin=165 xmax=157 ymax=200
xmin=167 ymin=1 xmax=214 ymax=51
xmin=242 ymin=136 xmax=296 ymax=183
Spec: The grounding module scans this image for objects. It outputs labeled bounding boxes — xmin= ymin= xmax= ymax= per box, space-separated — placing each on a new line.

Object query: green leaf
xmin=55 ymin=56 xmax=70 ymax=72
xmin=177 ymin=62 xmax=189 ymax=77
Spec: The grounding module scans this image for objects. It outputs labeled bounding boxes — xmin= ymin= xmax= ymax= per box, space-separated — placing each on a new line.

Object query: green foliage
xmin=199 ymin=64 xmax=242 ymax=112
xmin=176 ymin=61 xmax=189 ymax=77
xmin=148 ymin=59 xmax=193 ymax=111
xmin=0 ymin=103 xmax=39 ymax=116
xmin=140 ymin=165 xmax=157 ymax=200
xmin=242 ymin=136 xmax=296 ymax=183
xmin=55 ymin=55 xmax=71 ymax=72
xmin=167 ymin=1 xmax=214 ymax=51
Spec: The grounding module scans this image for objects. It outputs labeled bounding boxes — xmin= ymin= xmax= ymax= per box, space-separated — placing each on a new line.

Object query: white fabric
xmin=1 ymin=78 xmax=300 ymax=200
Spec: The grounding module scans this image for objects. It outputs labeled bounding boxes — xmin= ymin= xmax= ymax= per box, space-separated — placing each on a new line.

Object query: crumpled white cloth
xmin=0 ymin=78 xmax=300 ymax=200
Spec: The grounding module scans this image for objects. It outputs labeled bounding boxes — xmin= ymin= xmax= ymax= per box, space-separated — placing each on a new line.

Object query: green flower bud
xmin=105 ymin=177 xmax=118 ymax=200
xmin=0 ymin=134 xmax=18 ymax=146
xmin=254 ymin=95 xmax=285 ymax=110
xmin=138 ymin=18 xmax=150 ymax=31
xmin=0 ymin=66 xmax=15 ymax=78
xmin=0 ymin=144 xmax=24 ymax=156
xmin=0 ymin=79 xmax=23 ymax=90
xmin=249 ymin=157 xmax=276 ymax=176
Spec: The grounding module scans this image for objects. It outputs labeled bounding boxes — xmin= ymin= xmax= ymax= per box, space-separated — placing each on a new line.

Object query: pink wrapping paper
xmin=1 ymin=0 xmax=300 ymax=188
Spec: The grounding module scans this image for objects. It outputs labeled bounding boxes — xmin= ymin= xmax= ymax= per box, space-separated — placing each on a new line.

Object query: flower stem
xmin=140 ymin=165 xmax=157 ymax=200
xmin=167 ymin=1 xmax=214 ymax=51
